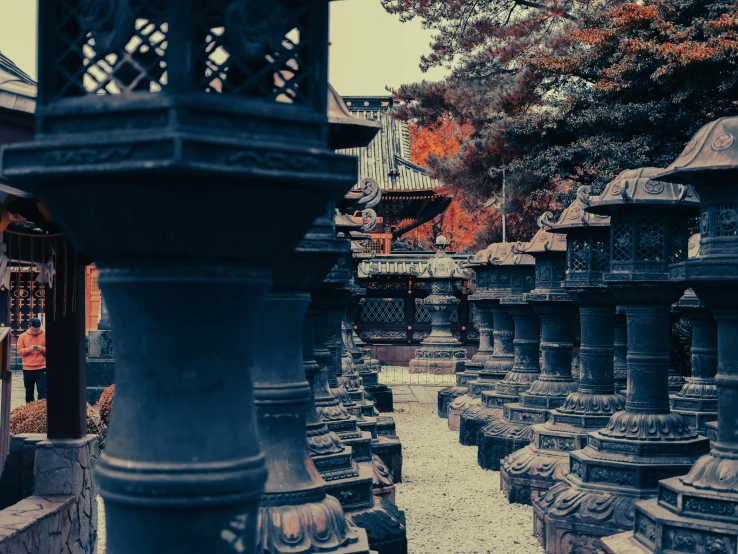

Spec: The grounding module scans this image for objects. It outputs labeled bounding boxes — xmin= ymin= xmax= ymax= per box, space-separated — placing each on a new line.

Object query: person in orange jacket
xmin=17 ymin=317 xmax=47 ymax=403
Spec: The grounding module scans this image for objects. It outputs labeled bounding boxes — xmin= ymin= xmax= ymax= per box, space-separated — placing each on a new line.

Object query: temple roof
xmin=337 ymin=96 xmax=444 ymax=192
xmin=0 ymin=52 xmax=36 ymax=113
xmin=335 ymin=96 xmax=452 ymax=237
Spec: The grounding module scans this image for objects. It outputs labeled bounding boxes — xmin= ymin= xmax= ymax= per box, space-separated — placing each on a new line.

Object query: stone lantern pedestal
xmin=477 ymin=218 xmax=577 ymax=470
xmin=445 ymin=244 xmax=505 ymax=428
xmin=533 ymin=169 xmax=710 ymax=553
xmin=669 ymin=280 xmax=718 ymax=435
xmin=614 ymin=309 xmax=629 ymax=392
xmin=601 ymin=117 xmax=738 ymax=554
xmin=457 ymin=244 xmax=535 ymax=443
xmin=501 ymin=187 xmax=625 ymax=505
xmin=408 ymin=237 xmax=468 ymax=375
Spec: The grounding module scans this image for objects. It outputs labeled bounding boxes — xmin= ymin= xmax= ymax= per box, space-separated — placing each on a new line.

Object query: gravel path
xmin=393 ymin=402 xmax=544 ymax=554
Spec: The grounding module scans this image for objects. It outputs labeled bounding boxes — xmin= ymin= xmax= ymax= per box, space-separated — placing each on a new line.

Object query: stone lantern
xmin=1 ymin=2 xmax=362 ymax=552
xmin=601 ymin=118 xmax=738 ymax=554
xmin=444 ymin=244 xmax=503 ymax=430
xmin=408 ymin=236 xmax=469 ymax=375
xmin=668 ymin=235 xmax=719 ymax=435
xmin=534 ymin=169 xmax=710 ymax=553
xmin=456 ymin=244 xmax=535 ymax=444
xmin=476 ymin=214 xmax=577 ymax=471
xmin=500 ymin=186 xmax=625 ymax=505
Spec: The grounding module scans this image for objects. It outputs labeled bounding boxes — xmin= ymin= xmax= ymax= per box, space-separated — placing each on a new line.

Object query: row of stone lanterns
xmin=599 ymin=118 xmax=738 ymax=553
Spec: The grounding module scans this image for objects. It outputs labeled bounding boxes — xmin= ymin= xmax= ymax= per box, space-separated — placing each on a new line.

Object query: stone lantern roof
xmin=657 ymin=117 xmax=738 ymax=185
xmin=514 ymin=213 xmax=567 ymax=255
xmin=547 ymin=185 xmax=610 ymax=233
xmin=487 ymin=242 xmax=535 ymax=266
xmin=587 ymin=167 xmax=700 ymax=214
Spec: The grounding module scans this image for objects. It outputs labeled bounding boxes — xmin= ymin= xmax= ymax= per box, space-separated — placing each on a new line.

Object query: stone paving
xmin=0 ymin=371 xmax=32 ymax=413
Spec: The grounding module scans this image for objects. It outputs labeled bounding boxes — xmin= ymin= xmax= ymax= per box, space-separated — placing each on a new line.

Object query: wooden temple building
xmin=338 ymin=96 xmax=452 ymax=254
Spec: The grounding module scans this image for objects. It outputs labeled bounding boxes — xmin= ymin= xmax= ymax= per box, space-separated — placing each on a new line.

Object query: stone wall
xmin=0 ymin=435 xmax=99 ymax=554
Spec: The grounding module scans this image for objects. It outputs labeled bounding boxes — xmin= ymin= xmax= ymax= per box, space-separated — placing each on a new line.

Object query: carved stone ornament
xmin=224 ymin=0 xmax=290 ymax=62
xmin=257 ymin=495 xmax=362 ymax=553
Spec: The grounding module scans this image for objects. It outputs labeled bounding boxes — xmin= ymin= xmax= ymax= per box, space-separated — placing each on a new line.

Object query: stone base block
xmin=447 ymin=396 xmax=480 ymax=432
xmin=376 ymin=416 xmax=396 ymax=438
xmin=324 ymin=463 xmax=374 ymax=512
xmin=343 ymin=434 xmax=373 ymax=463
xmin=437 ymin=386 xmax=465 ymax=419
xmin=408 ymin=358 xmax=465 ymax=375
xmin=373 ymin=437 xmax=402 ymax=484
xmin=459 ymin=406 xmax=501 ymax=446
xmin=670 ymin=408 xmax=717 ymax=435
xmin=601 ymin=497 xmax=738 ymax=554
xmin=358 ymin=418 xmax=378 ymax=439
xmin=367 ymin=386 xmax=393 ymax=412
xmin=500 ymin=446 xmax=569 ymax=506
xmin=345 ymin=497 xmax=407 ymax=554
xmin=705 ymin=421 xmax=718 ymax=443
xmin=477 ymin=429 xmax=533 ymax=471
xmin=313 ymin=450 xmax=360 ymax=482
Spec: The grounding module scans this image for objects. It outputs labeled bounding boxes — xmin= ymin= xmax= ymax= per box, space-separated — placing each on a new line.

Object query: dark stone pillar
xmin=310 ymin=301 xmax=408 ymax=554
xmin=535 ymin=297 xmax=709 ymax=551
xmin=613 ymin=310 xmax=628 ymax=392
xmin=501 ymin=300 xmax=624 ymax=504
xmin=253 ymin=293 xmax=369 ymax=553
xmin=86 ymin=295 xmax=115 ymax=404
xmin=670 ymin=308 xmax=718 ymax=434
xmin=45 ymin=242 xmax=87 ymax=440
xmin=478 ymin=301 xmax=577 ymax=472
xmin=477 ymin=301 xmax=541 ymax=470
xmin=458 ymin=304 xmax=515 ymax=444
xmin=447 ymin=301 xmax=495 ymax=430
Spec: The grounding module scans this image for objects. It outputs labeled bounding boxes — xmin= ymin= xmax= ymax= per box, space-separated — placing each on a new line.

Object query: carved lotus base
xmin=437 ymin=386 xmax=466 ymax=418
xmin=477 ymin=416 xmax=538 ymax=471
xmin=524 ymin=378 xmax=579 ymax=402
xmin=408 ymin=356 xmax=466 ymax=375
xmin=370 ymin=455 xmax=395 ymax=504
xmin=455 ymin=369 xmax=482 ymax=387
xmin=307 ymin=423 xmax=347 ymax=457
xmin=459 ymin=404 xmax=502 ymax=446
xmin=258 ymin=493 xmax=371 ymax=554
xmin=557 ymin=391 xmax=625 ymax=417
xmin=345 ymin=498 xmax=407 ymax=554
xmin=448 ymin=395 xmax=481 ymax=431
xmin=326 ymin=417 xmax=363 ymax=442
xmin=532 ymin=482 xmax=640 ymax=554
xmin=599 ymin=411 xmax=698 ymax=442
xmin=500 ymin=444 xmax=569 ymax=505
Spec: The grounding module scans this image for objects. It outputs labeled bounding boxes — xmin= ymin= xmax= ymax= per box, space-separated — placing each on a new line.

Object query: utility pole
xmin=486 ymin=164 xmax=507 ymax=243
xmin=501 ymin=163 xmax=506 ymax=243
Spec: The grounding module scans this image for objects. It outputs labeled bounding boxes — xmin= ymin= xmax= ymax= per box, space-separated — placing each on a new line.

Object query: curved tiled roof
xmin=337 ymin=96 xmax=443 ymax=192
xmin=0 ymin=52 xmax=36 ymax=113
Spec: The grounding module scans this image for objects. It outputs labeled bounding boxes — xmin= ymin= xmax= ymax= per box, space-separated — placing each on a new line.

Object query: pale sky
xmin=0 ymin=0 xmax=448 ymax=96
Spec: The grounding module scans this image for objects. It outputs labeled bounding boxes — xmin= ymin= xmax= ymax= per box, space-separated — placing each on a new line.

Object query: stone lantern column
xmin=477 ymin=216 xmax=577 ymax=470
xmin=457 ymin=244 xmax=535 ymax=444
xmin=601 ymin=117 xmax=738 ymax=554
xmin=534 ymin=169 xmax=710 ymax=553
xmin=445 ymin=245 xmax=499 ymax=429
xmin=408 ymin=236 xmax=468 ymax=375
xmin=614 ymin=309 xmax=628 ymax=391
xmin=501 ymin=186 xmax=625 ymax=505
xmin=0 ymin=3 xmax=363 ymax=552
